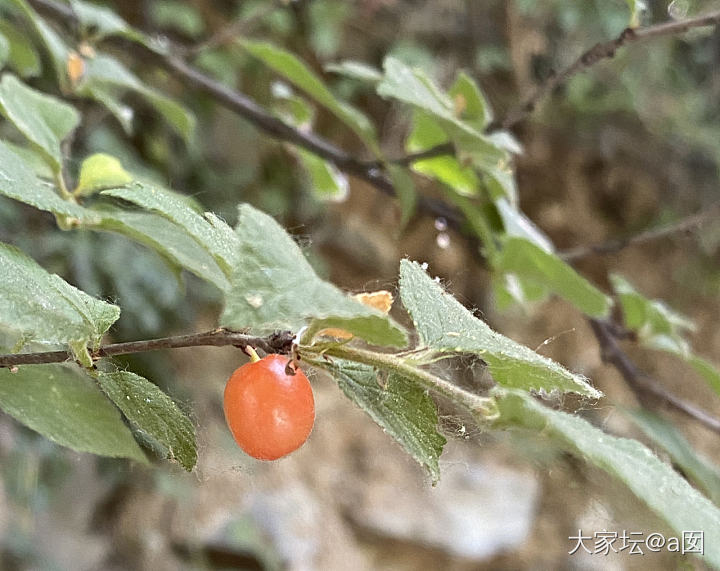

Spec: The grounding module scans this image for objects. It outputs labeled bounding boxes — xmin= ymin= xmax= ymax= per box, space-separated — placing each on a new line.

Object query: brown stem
xmin=0 ymin=329 xmax=294 ymax=367
xmin=589 ymin=319 xmax=720 ymax=435
xmin=560 ymin=202 xmax=720 ymax=260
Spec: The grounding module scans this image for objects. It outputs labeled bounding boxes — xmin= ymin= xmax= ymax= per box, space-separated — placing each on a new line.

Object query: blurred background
xmin=2 ymin=0 xmax=720 ymax=569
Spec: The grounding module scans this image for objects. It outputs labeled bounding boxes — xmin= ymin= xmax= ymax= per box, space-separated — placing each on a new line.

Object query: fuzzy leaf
xmin=221 ymin=204 xmax=407 ymax=347
xmin=0 ymin=242 xmax=120 ymax=350
xmin=495 ymin=390 xmax=720 ymax=569
xmin=97 ymin=371 xmax=197 ymax=470
xmin=496 ymin=238 xmax=612 ymax=318
xmin=399 ymin=259 xmax=601 ymax=397
xmin=75 ymin=153 xmax=133 ymax=196
xmin=241 ymin=40 xmax=379 ymax=154
xmin=317 ymin=358 xmax=445 ymax=482
xmin=0 ymin=365 xmax=146 ymax=462
xmin=102 ymin=181 xmax=238 ymax=274
xmin=0 ymin=73 xmax=79 ymax=170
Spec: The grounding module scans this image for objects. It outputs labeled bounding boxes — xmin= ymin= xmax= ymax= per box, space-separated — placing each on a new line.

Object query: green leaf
xmin=92 ymin=207 xmax=229 ymax=290
xmin=325 ymin=60 xmax=383 ymax=83
xmin=0 ymin=20 xmax=41 ymax=77
xmin=0 ymin=364 xmax=146 ymax=462
xmin=315 ymin=358 xmax=445 ymax=482
xmin=495 ymin=390 xmax=720 ymax=569
xmin=377 ymin=57 xmax=503 ymax=163
xmin=75 ymin=153 xmax=133 ymax=196
xmin=407 ymin=111 xmax=479 ymax=196
xmin=79 ymin=54 xmax=195 ymax=141
xmin=9 ymin=0 xmax=69 ymax=87
xmin=388 ymin=164 xmax=416 ymax=230
xmin=0 ymin=242 xmax=120 ymax=350
xmin=448 ymin=71 xmax=491 ymax=129
xmin=0 ymin=74 xmax=79 ymax=171
xmin=611 ymin=273 xmax=694 ymax=356
xmin=0 ymin=32 xmax=9 ymax=67
xmin=149 ymin=0 xmax=205 ymax=38
xmin=689 ymin=355 xmax=720 ymax=395
xmin=241 ymin=40 xmax=380 ymax=155
xmin=97 ymin=371 xmax=196 ymax=470
xmin=221 ymin=204 xmax=407 ymax=347
xmin=399 ymin=259 xmax=601 ymax=397
xmin=101 ymin=181 xmax=238 ymax=274
xmin=0 ymin=140 xmax=95 ymax=220
xmin=625 ymin=408 xmax=720 ymax=505
xmin=496 ymin=238 xmax=612 ymax=318
xmin=70 ymin=0 xmax=130 ymax=39
xmin=297 ymin=148 xmax=348 ymax=202
xmin=495 ymin=198 xmax=553 ymax=252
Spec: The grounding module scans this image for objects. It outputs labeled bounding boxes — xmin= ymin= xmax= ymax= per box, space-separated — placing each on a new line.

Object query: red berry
xmin=223 ymin=354 xmax=315 ymax=460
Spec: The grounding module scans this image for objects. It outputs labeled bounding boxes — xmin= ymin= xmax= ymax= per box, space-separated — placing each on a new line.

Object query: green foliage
xmin=0 ymin=73 xmax=78 ymax=172
xmin=0 ymin=20 xmax=41 ymax=77
xmin=314 ymin=358 xmax=446 ymax=483
xmin=97 ymin=371 xmax=196 ymax=471
xmin=102 ymin=181 xmax=238 ymax=275
xmin=0 ymin=241 xmax=119 ymax=351
xmin=496 ymin=238 xmax=612 ymax=318
xmin=241 ymin=39 xmax=380 ymax=155
xmin=611 ymin=274 xmax=720 ymax=395
xmin=221 ymin=204 xmax=407 ymax=347
xmin=626 ymin=408 xmax=720 ymax=504
xmin=0 ymin=364 xmax=146 ymax=462
xmin=399 ymin=259 xmax=602 ymax=397
xmin=75 ymin=153 xmax=133 ymax=197
xmin=495 ymin=390 xmax=720 ymax=569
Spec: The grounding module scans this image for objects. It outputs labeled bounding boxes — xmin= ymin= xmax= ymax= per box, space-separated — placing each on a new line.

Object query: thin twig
xmin=560 ymin=202 xmax=720 ymax=260
xmin=589 ymin=319 xmax=720 ymax=435
xmin=0 ymin=329 xmax=295 ymax=367
xmin=487 ymin=12 xmax=720 ymax=133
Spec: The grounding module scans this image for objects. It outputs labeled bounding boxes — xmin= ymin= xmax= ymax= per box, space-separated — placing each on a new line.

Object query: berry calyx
xmin=223 ymin=351 xmax=315 ymax=460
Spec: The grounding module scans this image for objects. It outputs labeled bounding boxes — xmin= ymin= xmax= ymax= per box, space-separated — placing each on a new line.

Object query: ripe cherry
xmin=223 ymin=349 xmax=315 ymax=460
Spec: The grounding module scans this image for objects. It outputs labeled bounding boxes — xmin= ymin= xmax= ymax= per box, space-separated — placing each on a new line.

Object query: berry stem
xmin=245 ymin=346 xmax=261 ymax=362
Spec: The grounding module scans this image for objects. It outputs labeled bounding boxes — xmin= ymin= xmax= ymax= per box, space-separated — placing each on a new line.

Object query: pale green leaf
xmin=297 ymin=149 xmax=348 ymax=202
xmin=388 ymin=164 xmax=416 ymax=230
xmin=448 ymin=71 xmax=491 ymax=129
xmin=377 ymin=57 xmax=503 ymax=163
xmin=495 ymin=390 xmax=720 ymax=569
xmin=97 ymin=371 xmax=196 ymax=470
xmin=495 ymin=198 xmax=553 ymax=252
xmin=75 ymin=153 xmax=133 ymax=196
xmin=0 ymin=242 xmax=120 ymax=349
xmin=101 ymin=181 xmax=238 ymax=274
xmin=0 ymin=73 xmax=79 ymax=170
xmin=91 ymin=206 xmax=229 ymax=291
xmin=80 ymin=54 xmax=195 ymax=141
xmin=70 ymin=0 xmax=130 ymax=39
xmin=0 ymin=364 xmax=146 ymax=462
xmin=221 ymin=204 xmax=407 ymax=347
xmin=325 ymin=60 xmax=383 ymax=83
xmin=0 ymin=20 xmax=41 ymax=77
xmin=316 ymin=358 xmax=445 ymax=482
xmin=496 ymin=238 xmax=612 ymax=318
xmin=611 ymin=273 xmax=694 ymax=356
xmin=407 ymin=111 xmax=479 ymax=196
xmin=689 ymin=355 xmax=720 ymax=395
xmin=626 ymin=408 xmax=720 ymax=504
xmin=0 ymin=32 xmax=9 ymax=67
xmin=241 ymin=40 xmax=379 ymax=155
xmin=0 ymin=140 xmax=96 ymax=220
xmin=399 ymin=259 xmax=601 ymax=397
xmin=9 ymin=0 xmax=69 ymax=86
